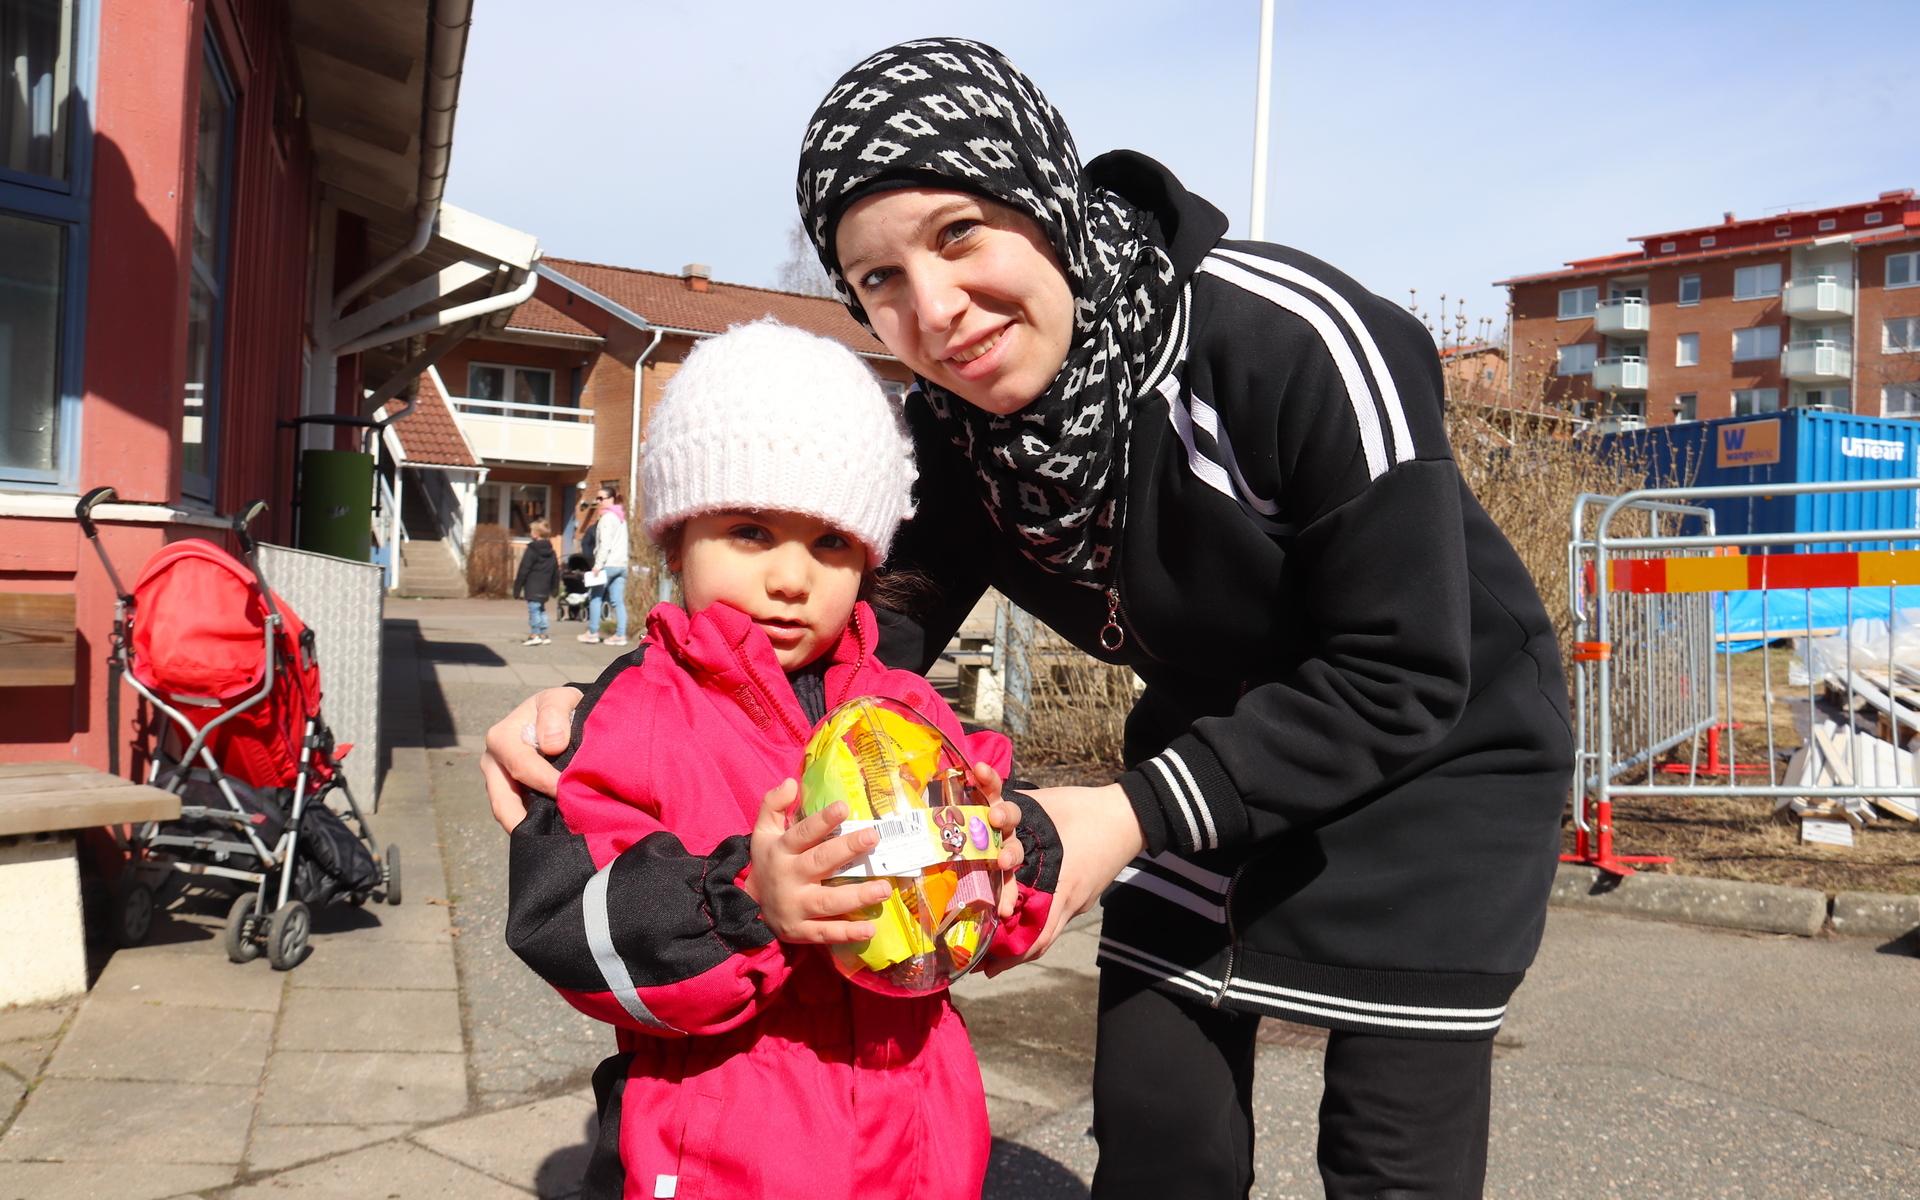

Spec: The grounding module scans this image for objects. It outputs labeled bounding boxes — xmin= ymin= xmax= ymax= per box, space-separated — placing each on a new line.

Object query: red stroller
xmin=77 ymin=488 xmax=398 ymax=970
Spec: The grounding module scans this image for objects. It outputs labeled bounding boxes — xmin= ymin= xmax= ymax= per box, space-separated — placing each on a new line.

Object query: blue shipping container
xmin=1597 ymin=409 xmax=1920 ymax=550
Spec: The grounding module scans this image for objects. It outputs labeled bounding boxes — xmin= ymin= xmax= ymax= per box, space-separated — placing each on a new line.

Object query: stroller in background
xmin=77 ymin=488 xmax=399 ymax=970
xmin=559 ymin=552 xmax=592 ymax=622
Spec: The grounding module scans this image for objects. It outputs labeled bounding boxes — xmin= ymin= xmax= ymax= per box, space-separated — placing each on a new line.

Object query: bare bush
xmin=1000 ymin=619 xmax=1134 ymax=774
xmin=466 ymin=525 xmax=514 ymax=597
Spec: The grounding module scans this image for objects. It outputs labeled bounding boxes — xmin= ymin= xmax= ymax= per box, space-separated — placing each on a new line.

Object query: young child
xmin=512 ymin=519 xmax=558 ymax=645
xmin=505 ymin=319 xmax=1059 ymax=1200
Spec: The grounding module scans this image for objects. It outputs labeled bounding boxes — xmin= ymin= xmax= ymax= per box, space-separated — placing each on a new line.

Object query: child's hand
xmin=969 ymin=762 xmax=1025 ymax=920
xmin=745 ymin=779 xmax=892 ymax=945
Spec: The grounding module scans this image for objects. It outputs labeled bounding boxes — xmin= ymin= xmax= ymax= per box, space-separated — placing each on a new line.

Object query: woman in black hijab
xmin=490 ymin=37 xmax=1572 ymax=1199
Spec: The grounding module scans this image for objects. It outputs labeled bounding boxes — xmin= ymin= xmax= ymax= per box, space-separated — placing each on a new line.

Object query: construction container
xmin=1596 ymin=409 xmax=1920 ymax=550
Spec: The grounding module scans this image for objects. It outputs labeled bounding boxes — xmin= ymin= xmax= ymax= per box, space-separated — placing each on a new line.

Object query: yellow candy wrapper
xmin=798 ymin=697 xmax=1005 ymax=996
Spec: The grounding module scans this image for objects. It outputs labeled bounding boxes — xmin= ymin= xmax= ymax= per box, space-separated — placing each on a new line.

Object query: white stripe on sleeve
xmin=583 ymin=860 xmax=679 ymax=1033
xmin=1198 ymin=256 xmax=1390 ymax=479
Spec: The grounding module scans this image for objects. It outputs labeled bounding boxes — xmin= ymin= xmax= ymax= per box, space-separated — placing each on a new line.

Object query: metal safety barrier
xmin=1568 ymin=476 xmax=1920 ymax=875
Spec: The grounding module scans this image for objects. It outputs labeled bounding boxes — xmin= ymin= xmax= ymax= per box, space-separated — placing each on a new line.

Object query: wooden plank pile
xmin=1780 ymin=668 xmax=1920 ymax=846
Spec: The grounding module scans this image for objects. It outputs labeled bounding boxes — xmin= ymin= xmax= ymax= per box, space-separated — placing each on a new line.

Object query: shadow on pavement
xmin=985 ymin=1139 xmax=1090 ymax=1198
xmin=536 ymin=1110 xmax=595 ymax=1198
xmin=383 ymin=618 xmax=460 ymax=753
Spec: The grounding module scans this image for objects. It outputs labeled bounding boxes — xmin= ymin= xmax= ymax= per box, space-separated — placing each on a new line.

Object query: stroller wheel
xmin=224 ymin=893 xmax=262 ymax=964
xmin=383 ymin=844 xmax=403 ymax=906
xmin=267 ymin=900 xmax=312 ymax=971
xmin=113 ymin=879 xmax=156 ymax=948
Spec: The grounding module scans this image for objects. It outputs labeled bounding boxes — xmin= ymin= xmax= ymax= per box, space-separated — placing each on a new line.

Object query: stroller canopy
xmin=131 ymin=540 xmax=303 ymax=700
xmin=129 ymin=538 xmax=326 ymax=789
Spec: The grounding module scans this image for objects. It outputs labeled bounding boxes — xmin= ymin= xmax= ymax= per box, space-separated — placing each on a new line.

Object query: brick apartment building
xmin=377 ymin=260 xmax=912 ymax=593
xmin=1499 ymin=189 xmax=1920 ymax=429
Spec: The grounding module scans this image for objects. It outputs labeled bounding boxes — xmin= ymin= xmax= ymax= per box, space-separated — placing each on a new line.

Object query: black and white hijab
xmin=796 ymin=37 xmax=1180 ymax=587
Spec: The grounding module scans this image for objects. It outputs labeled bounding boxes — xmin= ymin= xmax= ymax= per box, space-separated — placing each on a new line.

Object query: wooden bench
xmin=0 ymin=761 xmax=179 ymax=1005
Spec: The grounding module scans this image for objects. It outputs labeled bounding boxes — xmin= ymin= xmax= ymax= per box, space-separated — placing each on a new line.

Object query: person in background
xmin=512 ymin=519 xmax=558 ymax=646
xmin=581 ymin=484 xmax=631 ymax=645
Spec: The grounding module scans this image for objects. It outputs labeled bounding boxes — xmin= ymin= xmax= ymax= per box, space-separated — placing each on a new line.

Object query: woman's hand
xmin=479 ymin=686 xmax=583 ymax=831
xmin=745 ymin=781 xmax=894 ymax=944
xmin=1020 ymin=783 xmax=1145 ymax=960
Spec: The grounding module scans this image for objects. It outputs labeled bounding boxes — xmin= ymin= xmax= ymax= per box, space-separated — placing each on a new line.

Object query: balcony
xmin=1781 ymin=340 xmax=1852 ymax=383
xmin=1592 ymin=355 xmax=1649 ymax=392
xmin=451 ymin=398 xmax=595 ymax=468
xmin=1593 ymin=297 xmax=1650 ymax=337
xmin=1782 ymin=275 xmax=1853 ymax=319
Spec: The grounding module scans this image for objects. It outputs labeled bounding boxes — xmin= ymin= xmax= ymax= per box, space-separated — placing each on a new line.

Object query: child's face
xmin=673 ymin=509 xmax=867 ymax=671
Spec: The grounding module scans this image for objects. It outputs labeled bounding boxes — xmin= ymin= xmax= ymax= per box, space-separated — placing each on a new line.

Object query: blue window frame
xmin=180 ymin=33 xmax=235 ymax=505
xmin=0 ymin=0 xmax=95 ymax=489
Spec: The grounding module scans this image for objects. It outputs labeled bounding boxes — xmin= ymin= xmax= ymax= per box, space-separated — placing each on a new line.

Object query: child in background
xmin=505 ymin=319 xmax=1059 ymax=1200
xmin=512 ymin=519 xmax=558 ymax=646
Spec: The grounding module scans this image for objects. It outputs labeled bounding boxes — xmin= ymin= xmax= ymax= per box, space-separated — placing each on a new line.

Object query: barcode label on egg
xmin=831 ymin=810 xmax=942 ymax=878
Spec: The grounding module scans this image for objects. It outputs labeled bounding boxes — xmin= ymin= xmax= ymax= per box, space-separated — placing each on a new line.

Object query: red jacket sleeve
xmin=506 ymin=668 xmax=794 ymax=1039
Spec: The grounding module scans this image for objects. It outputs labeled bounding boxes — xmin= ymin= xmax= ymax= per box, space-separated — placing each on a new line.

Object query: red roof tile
xmin=541 ymin=258 xmax=892 ymax=356
xmin=385 ymin=370 xmax=478 ymax=467
xmin=504 ymin=294 xmax=599 ymax=339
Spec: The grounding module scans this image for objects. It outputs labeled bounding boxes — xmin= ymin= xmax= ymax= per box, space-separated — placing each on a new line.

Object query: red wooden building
xmin=0 ymin=0 xmax=533 ymax=771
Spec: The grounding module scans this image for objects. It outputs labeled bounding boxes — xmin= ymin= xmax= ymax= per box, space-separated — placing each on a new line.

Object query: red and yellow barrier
xmin=1586 ymin=549 xmax=1920 ymax=596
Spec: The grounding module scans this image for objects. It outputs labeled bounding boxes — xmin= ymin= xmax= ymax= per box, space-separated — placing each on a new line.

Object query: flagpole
xmin=1249 ymin=0 xmax=1275 ymax=241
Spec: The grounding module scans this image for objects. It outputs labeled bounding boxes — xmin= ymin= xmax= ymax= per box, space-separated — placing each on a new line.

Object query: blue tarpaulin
xmin=1716 ymin=588 xmax=1920 ymax=652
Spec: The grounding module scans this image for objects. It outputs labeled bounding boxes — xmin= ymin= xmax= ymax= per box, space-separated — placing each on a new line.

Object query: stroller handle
xmin=232 ymin=499 xmax=269 ymax=553
xmin=76 ymin=485 xmax=118 ymax=537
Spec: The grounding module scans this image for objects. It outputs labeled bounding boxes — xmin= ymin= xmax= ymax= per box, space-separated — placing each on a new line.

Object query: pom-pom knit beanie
xmin=640 ymin=318 xmax=917 ymax=564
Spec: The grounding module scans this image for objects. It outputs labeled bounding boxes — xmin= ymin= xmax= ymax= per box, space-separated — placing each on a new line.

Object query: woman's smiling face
xmin=835 ymin=188 xmax=1075 ymax=417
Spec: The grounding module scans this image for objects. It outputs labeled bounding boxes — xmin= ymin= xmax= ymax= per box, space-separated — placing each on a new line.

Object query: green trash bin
xmin=298 ymin=450 xmax=373 ymax=562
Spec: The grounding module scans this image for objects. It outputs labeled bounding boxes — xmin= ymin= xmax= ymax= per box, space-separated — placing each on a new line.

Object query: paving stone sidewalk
xmin=3 ymin=596 xmax=1917 ymax=1199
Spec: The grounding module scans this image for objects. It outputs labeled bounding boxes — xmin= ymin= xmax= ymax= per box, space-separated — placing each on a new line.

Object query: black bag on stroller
xmin=154 ymin=766 xmax=378 ymax=905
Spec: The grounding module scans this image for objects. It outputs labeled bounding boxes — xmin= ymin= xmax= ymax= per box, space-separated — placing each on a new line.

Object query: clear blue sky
xmin=446 ymin=0 xmax=1914 ymax=336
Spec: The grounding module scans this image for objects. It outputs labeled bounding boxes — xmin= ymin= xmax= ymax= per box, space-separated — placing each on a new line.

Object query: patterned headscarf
xmin=795 ymin=37 xmax=1180 ymax=587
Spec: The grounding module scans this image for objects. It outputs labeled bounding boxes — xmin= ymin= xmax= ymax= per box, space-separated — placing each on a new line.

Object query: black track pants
xmin=1090 ymin=970 xmax=1493 ymax=1199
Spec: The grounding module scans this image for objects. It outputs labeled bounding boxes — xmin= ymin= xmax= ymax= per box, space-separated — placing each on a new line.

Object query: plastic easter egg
xmin=798 ymin=696 xmax=1004 ymax=996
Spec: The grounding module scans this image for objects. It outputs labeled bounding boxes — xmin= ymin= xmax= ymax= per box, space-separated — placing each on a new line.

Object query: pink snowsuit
xmin=506 ymin=600 xmax=1056 ymax=1200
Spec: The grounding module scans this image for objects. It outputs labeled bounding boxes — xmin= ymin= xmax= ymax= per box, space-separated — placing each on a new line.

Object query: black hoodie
xmin=877 ymin=153 xmax=1574 ymax=1040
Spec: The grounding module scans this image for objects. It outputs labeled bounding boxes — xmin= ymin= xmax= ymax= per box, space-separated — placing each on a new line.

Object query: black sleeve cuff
xmin=1003 ymin=785 xmax=1062 ymax=894
xmin=1117 ymin=734 xmax=1249 ymax=856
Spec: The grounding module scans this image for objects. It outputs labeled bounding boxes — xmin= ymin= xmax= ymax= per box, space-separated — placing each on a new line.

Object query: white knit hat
xmin=640 ymin=319 xmax=918 ymax=563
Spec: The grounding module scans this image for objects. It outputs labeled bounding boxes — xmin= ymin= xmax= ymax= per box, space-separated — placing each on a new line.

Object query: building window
xmin=1659 ymin=241 xmax=1676 ymax=253
xmin=1733 ymin=387 xmax=1780 ymax=415
xmin=1677 ymin=274 xmax=1701 ymax=306
xmin=1889 ymin=251 xmax=1920 ymax=290
xmin=1676 ymin=333 xmax=1700 ymax=367
xmin=1733 ymin=263 xmax=1782 ymax=300
xmin=1817 ymin=218 xmax=1837 ymax=232
xmin=1732 ymin=326 xmax=1781 ymax=362
xmin=1865 ymin=212 xmax=1885 ymax=226
xmin=467 ymin=363 xmax=556 ymax=410
xmin=1557 ymin=286 xmax=1598 ymax=320
xmin=1775 ymin=225 xmax=1792 ymax=237
xmin=1675 ymin=393 xmax=1698 ymax=422
xmin=1556 ymin=343 xmax=1596 ymax=376
xmin=181 ymin=37 xmax=235 ymax=504
xmin=1700 ymin=235 xmax=1717 ymax=248
xmin=476 ymin=481 xmax=550 ymax=536
xmin=1885 ymin=317 xmax=1920 ymax=354
xmin=1 ymin=0 xmax=88 ymax=485
xmin=1885 ymin=385 xmax=1920 ymax=418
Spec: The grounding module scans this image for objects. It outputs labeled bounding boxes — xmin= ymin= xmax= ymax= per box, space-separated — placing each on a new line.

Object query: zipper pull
xmin=1099 ymin=587 xmax=1126 ymax=652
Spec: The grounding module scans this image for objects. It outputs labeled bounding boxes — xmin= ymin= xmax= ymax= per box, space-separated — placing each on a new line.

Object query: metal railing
xmin=1569 ymin=476 xmax=1920 ymax=874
